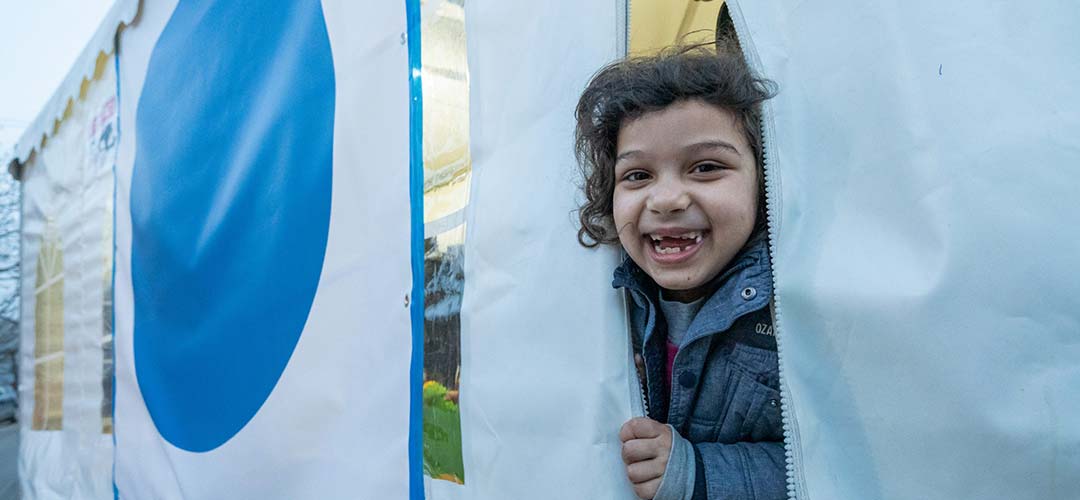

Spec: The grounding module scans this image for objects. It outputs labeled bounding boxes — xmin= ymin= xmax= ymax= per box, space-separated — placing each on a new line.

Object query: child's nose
xmin=646 ymin=180 xmax=691 ymax=214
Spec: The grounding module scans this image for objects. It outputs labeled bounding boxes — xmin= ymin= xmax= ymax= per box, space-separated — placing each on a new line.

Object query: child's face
xmin=612 ymin=99 xmax=759 ymax=301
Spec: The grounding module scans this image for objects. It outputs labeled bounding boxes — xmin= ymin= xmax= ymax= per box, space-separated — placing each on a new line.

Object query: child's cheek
xmin=611 ymin=192 xmax=638 ymax=248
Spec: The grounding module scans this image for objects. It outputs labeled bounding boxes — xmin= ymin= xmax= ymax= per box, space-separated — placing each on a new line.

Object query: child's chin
xmin=656 ymin=275 xmax=711 ymax=299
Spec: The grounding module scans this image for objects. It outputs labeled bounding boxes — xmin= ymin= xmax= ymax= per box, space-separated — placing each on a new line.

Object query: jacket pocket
xmin=744 ymin=379 xmax=783 ymax=441
xmin=686 ymin=343 xmax=783 ymax=443
xmin=727 ymin=344 xmax=783 ymax=441
xmin=727 ymin=343 xmax=780 ymax=389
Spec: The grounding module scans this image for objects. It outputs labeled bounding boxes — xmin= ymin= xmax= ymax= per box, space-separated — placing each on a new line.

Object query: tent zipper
xmin=617 ymin=0 xmax=647 ymax=420
xmin=725 ymin=2 xmax=804 ymax=498
xmin=617 ymin=0 xmax=629 ymax=58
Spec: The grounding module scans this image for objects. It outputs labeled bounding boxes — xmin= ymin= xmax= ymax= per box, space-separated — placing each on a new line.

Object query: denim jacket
xmin=613 ymin=234 xmax=787 ymax=500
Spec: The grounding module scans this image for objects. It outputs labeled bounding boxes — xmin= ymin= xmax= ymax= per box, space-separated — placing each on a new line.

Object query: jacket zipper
xmin=624 ymin=290 xmax=649 ymax=418
xmin=617 ymin=0 xmax=647 ymax=420
xmin=725 ymin=2 xmax=804 ymax=498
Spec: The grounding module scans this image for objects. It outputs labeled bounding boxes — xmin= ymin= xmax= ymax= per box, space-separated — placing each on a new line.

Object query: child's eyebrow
xmin=615 ymin=150 xmax=645 ymax=163
xmin=615 ymin=141 xmax=742 ymax=164
xmin=685 ymin=140 xmax=742 ymax=157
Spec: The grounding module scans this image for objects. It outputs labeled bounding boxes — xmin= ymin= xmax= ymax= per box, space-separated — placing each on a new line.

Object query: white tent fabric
xmin=113 ymin=1 xmax=413 ymax=498
xmin=17 ymin=52 xmax=117 ymax=500
xmin=113 ymin=1 xmax=639 ymax=497
xmin=434 ymin=1 xmax=637 ymax=499
xmin=12 ymin=0 xmax=137 ymax=165
xmin=17 ymin=0 xmax=1079 ymax=498
xmin=112 ymin=1 xmax=639 ymax=498
xmin=728 ymin=0 xmax=1080 ymax=498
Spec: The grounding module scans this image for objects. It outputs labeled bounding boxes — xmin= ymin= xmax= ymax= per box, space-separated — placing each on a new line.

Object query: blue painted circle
xmin=131 ymin=0 xmax=336 ymax=452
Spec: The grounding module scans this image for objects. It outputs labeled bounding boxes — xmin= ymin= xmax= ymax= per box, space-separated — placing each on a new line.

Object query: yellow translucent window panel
xmin=630 ymin=0 xmax=726 ymax=55
xmin=32 ymin=232 xmax=64 ymax=431
xmin=422 ymin=0 xmax=471 ymax=226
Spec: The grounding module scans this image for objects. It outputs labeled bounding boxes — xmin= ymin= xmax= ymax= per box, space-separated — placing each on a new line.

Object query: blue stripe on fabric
xmin=405 ymin=0 xmax=426 ymax=499
xmin=112 ymin=49 xmax=120 ymax=500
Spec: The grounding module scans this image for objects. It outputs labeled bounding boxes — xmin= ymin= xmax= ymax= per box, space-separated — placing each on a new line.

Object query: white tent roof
xmin=9 ymin=0 xmax=139 ymax=175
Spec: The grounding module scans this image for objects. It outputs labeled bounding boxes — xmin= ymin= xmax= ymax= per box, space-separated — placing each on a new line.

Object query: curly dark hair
xmin=574 ymin=40 xmax=777 ymax=247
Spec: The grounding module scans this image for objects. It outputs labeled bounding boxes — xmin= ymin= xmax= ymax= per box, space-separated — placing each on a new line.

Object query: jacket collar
xmin=612 ymin=231 xmax=773 ymax=345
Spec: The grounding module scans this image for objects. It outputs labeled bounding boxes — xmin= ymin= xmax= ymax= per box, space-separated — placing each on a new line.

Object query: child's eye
xmin=691 ymin=162 xmax=725 ymax=173
xmin=622 ymin=171 xmax=651 ymax=182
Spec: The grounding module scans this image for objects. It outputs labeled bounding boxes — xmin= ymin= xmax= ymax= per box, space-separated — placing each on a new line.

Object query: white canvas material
xmin=113 ymin=2 xmax=413 ymax=498
xmin=729 ymin=0 xmax=1080 ymax=498
xmin=21 ymin=1 xmax=1078 ymax=499
xmin=431 ymin=1 xmax=638 ymax=499
xmin=17 ymin=53 xmax=117 ymax=500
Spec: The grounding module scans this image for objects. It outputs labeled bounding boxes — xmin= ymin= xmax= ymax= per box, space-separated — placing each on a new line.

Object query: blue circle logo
xmin=131 ymin=0 xmax=336 ymax=452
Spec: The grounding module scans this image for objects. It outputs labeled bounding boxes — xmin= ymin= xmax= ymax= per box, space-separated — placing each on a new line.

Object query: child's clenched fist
xmin=619 ymin=417 xmax=672 ymax=499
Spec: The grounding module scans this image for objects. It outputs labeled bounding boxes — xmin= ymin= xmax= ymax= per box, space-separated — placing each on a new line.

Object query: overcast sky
xmin=0 ymin=0 xmax=115 ymax=163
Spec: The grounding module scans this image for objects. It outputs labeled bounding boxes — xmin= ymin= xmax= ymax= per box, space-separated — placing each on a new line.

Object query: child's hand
xmin=619 ymin=417 xmax=672 ymax=499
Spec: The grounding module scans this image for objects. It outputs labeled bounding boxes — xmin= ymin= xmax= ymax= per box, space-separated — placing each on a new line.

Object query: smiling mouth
xmin=647 ymin=231 xmax=705 ymax=255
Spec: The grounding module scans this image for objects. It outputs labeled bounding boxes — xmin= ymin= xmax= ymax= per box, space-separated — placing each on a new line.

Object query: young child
xmin=575 ymin=43 xmax=784 ymax=500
